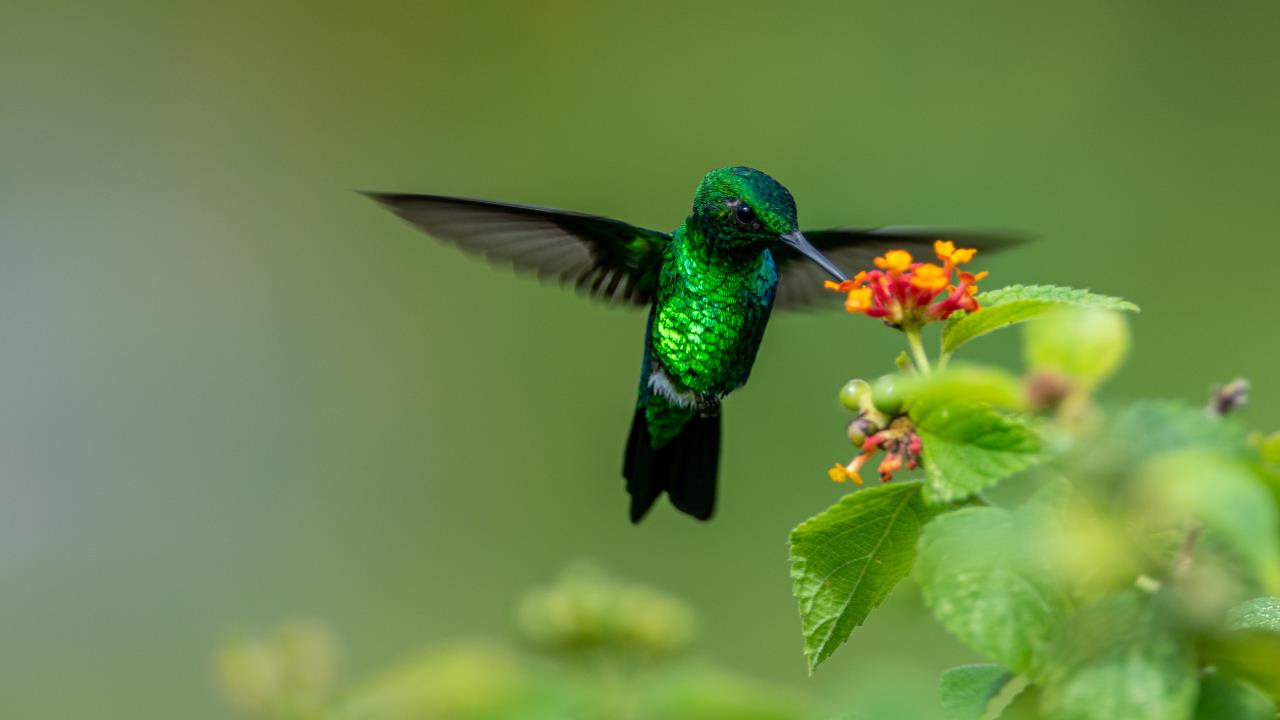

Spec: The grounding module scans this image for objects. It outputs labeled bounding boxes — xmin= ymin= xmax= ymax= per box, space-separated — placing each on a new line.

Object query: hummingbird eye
xmin=731 ymin=201 xmax=760 ymax=229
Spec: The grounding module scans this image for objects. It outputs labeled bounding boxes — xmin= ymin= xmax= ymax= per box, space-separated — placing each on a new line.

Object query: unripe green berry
xmin=839 ymin=379 xmax=871 ymax=411
xmin=872 ymin=375 xmax=907 ymax=415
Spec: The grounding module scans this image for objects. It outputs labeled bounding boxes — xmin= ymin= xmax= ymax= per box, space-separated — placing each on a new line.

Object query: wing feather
xmin=364 ymin=192 xmax=669 ymax=306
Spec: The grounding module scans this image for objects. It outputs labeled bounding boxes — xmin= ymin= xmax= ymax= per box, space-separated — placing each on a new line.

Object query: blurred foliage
xmin=217 ymin=619 xmax=340 ymax=719
xmin=9 ymin=3 xmax=1280 ymax=719
xmin=217 ymin=567 xmax=810 ymax=720
xmin=791 ymin=278 xmax=1280 ymax=719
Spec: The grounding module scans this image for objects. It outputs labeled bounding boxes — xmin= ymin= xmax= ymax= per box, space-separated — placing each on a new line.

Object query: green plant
xmin=216 ymin=566 xmax=810 ymax=720
xmin=792 ymin=242 xmax=1280 ymax=719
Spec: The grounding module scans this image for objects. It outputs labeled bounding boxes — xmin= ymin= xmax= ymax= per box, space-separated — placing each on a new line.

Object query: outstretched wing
xmin=364 ymin=192 xmax=670 ymax=306
xmin=772 ymin=227 xmax=1027 ymax=310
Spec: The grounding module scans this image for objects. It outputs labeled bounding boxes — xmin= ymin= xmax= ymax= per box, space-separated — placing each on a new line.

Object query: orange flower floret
xmin=823 ymin=246 xmax=989 ymax=327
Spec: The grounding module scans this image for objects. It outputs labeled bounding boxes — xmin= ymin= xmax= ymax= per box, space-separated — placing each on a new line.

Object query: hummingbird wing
xmin=772 ymin=227 xmax=1026 ymax=310
xmin=363 ymin=192 xmax=670 ymax=306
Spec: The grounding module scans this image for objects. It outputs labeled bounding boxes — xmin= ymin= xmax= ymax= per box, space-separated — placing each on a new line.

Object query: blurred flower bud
xmin=215 ymin=619 xmax=337 ymax=718
xmin=517 ymin=565 xmax=694 ymax=657
xmin=1024 ymin=307 xmax=1130 ymax=391
xmin=217 ymin=637 xmax=281 ymax=716
xmin=273 ymin=620 xmax=339 ymax=703
xmin=1025 ymin=370 xmax=1074 ymax=413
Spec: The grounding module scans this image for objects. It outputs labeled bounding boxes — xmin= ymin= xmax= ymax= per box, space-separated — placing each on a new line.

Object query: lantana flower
xmin=828 ymin=417 xmax=923 ymax=484
xmin=823 ymin=240 xmax=987 ymax=329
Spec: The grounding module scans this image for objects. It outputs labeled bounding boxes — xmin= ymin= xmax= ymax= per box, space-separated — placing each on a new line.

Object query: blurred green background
xmin=4 ymin=1 xmax=1280 ymax=717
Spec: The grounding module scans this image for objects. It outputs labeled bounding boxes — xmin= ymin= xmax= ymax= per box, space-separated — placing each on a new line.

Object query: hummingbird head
xmin=691 ymin=167 xmax=847 ymax=281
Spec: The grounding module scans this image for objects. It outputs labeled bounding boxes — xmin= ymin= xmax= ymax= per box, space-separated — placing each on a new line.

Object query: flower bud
xmin=847 ymin=423 xmax=867 ymax=447
xmin=1025 ymin=308 xmax=1129 ymax=390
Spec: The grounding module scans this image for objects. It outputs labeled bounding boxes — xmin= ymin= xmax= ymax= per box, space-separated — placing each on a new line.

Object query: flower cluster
xmin=824 ymin=240 xmax=987 ymax=328
xmin=828 ymin=416 xmax=923 ymax=484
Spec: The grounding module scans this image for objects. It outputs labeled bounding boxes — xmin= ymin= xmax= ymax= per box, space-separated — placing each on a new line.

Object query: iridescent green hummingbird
xmin=366 ymin=167 xmax=1015 ymax=522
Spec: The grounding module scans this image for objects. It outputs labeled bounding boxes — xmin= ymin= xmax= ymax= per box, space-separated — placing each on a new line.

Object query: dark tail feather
xmin=623 ymin=407 xmax=721 ymax=523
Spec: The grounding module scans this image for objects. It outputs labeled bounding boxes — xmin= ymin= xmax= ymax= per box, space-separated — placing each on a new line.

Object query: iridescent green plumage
xmin=365 ymin=166 xmax=1022 ymax=522
xmin=644 ymin=172 xmax=786 ymax=445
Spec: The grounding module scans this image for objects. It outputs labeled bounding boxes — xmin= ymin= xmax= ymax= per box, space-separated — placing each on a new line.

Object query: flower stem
xmin=905 ymin=327 xmax=932 ymax=375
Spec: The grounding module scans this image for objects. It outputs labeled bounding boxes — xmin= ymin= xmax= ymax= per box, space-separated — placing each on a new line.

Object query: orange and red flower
xmin=828 ymin=417 xmax=923 ymax=485
xmin=824 ymin=240 xmax=987 ymax=328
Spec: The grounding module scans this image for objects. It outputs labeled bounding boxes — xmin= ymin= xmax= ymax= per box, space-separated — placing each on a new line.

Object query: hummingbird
xmin=366 ymin=167 xmax=1016 ymax=522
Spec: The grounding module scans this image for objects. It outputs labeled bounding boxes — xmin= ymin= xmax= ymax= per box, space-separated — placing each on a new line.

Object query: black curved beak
xmin=780 ymin=231 xmax=847 ymax=282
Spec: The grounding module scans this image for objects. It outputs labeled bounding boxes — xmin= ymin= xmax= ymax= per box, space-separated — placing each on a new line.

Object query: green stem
xmin=905 ymin=327 xmax=932 ymax=375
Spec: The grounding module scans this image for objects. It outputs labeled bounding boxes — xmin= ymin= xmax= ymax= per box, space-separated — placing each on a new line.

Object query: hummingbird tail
xmin=623 ymin=405 xmax=721 ymax=523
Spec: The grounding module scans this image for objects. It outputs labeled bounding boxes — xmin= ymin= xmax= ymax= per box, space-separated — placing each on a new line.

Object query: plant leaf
xmin=942 ymin=285 xmax=1138 ymax=354
xmin=901 ymin=364 xmax=1028 ymax=411
xmin=1137 ymin=451 xmax=1280 ymax=593
xmin=1193 ymin=673 xmax=1275 ymax=720
xmin=1109 ymin=401 xmax=1252 ymax=462
xmin=1201 ymin=631 xmax=1280 ymax=700
xmin=1228 ymin=597 xmax=1280 ymax=633
xmin=1040 ymin=592 xmax=1198 ymax=720
xmin=910 ymin=396 xmax=1043 ymax=503
xmin=997 ymin=682 xmax=1045 ymax=719
xmin=639 ymin=664 xmax=811 ymax=720
xmin=916 ymin=507 xmax=1070 ymax=673
xmin=940 ymin=665 xmax=1014 ymax=720
xmin=1200 ymin=597 xmax=1280 ymax=701
xmin=789 ymin=482 xmax=928 ymax=673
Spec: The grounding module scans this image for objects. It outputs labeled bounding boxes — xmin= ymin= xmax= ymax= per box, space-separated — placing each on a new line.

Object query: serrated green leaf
xmin=1040 ymin=592 xmax=1198 ymax=720
xmin=1228 ymin=597 xmax=1280 ymax=632
xmin=790 ymin=482 xmax=927 ymax=673
xmin=942 ymin=285 xmax=1138 ymax=354
xmin=916 ymin=507 xmax=1070 ymax=673
xmin=941 ymin=665 xmax=1013 ymax=720
xmin=1203 ymin=596 xmax=1280 ymax=701
xmin=1193 ymin=673 xmax=1275 ymax=720
xmin=910 ymin=397 xmax=1044 ymax=503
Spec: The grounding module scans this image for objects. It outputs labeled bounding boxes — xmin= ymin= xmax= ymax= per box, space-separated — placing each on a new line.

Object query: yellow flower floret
xmin=910 ymin=263 xmax=949 ymax=291
xmin=874 ymin=249 xmax=914 ymax=273
xmin=934 ymin=239 xmax=977 ymax=266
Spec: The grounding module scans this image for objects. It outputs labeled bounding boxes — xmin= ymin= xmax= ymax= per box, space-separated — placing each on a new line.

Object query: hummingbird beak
xmin=779 ymin=231 xmax=848 ymax=282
